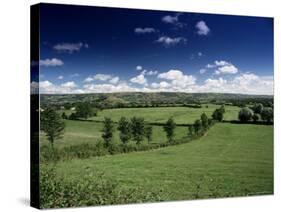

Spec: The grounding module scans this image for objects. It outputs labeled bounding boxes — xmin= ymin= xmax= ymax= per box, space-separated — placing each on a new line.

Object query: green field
xmin=46 ymin=123 xmax=273 ymax=200
xmin=41 ymin=105 xmax=240 ymax=148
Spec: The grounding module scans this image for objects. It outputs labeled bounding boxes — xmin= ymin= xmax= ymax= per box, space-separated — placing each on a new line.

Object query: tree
xmin=261 ymin=107 xmax=273 ymax=123
xmin=163 ymin=117 xmax=176 ymax=143
xmin=188 ymin=125 xmax=194 ymax=136
xmin=193 ymin=119 xmax=202 ymax=135
xmin=61 ymin=112 xmax=68 ymax=119
xmin=117 ymin=117 xmax=131 ymax=144
xmin=252 ymin=103 xmax=264 ymax=114
xmin=130 ymin=117 xmax=145 ymax=144
xmin=144 ymin=125 xmax=153 ymax=143
xmin=212 ymin=109 xmax=223 ymax=122
xmin=102 ymin=117 xmax=114 ymax=147
xmin=200 ymin=113 xmax=209 ymax=130
xmin=75 ymin=102 xmax=96 ymax=119
xmin=252 ymin=113 xmax=260 ymax=123
xmin=219 ymin=105 xmax=225 ymax=114
xmin=238 ymin=107 xmax=253 ymax=122
xmin=68 ymin=112 xmax=77 ymax=120
xmin=40 ymin=108 xmax=65 ymax=148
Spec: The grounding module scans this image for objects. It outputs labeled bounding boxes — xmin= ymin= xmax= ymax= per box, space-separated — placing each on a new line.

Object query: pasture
xmin=45 ymin=123 xmax=273 ymax=201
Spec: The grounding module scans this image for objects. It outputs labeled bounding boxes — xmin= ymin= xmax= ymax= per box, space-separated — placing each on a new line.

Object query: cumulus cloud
xmin=70 ymin=73 xmax=79 ymax=78
xmin=196 ymin=21 xmax=210 ymax=35
xmin=57 ymin=75 xmax=64 ymax=80
xmin=205 ymin=60 xmax=239 ymax=75
xmin=40 ymin=58 xmax=64 ymax=67
xmin=158 ymin=69 xmax=196 ymax=90
xmin=109 ymin=76 xmax=120 ymax=84
xmin=136 ymin=65 xmax=143 ymax=71
xmin=83 ymin=82 xmax=138 ymax=93
xmin=161 ymin=13 xmax=185 ymax=27
xmin=134 ymin=27 xmax=156 ymax=34
xmin=130 ymin=74 xmax=147 ymax=85
xmin=53 ymin=42 xmax=88 ymax=53
xmin=93 ymin=74 xmax=112 ymax=81
xmin=61 ymin=81 xmax=77 ymax=89
xmin=199 ymin=69 xmax=207 ymax=74
xmin=156 ymin=36 xmax=186 ymax=47
xmin=146 ymin=70 xmax=158 ymax=76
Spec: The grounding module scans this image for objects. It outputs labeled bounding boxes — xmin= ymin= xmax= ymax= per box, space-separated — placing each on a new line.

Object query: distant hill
xmin=40 ymin=92 xmax=273 ymax=107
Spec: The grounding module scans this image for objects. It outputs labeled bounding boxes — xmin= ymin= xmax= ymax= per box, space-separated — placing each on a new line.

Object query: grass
xmin=40 ymin=119 xmax=188 ymax=148
xmin=59 ymin=104 xmax=240 ymax=125
xmin=45 ymin=123 xmax=273 ymax=201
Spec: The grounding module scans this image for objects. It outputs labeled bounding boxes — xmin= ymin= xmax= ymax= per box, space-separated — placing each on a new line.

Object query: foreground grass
xmin=45 ymin=123 xmax=273 ymax=202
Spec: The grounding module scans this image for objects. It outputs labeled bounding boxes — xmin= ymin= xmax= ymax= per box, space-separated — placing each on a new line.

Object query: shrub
xmin=252 ymin=113 xmax=260 ymax=123
xmin=102 ymin=117 xmax=114 ymax=147
xmin=261 ymin=107 xmax=273 ymax=123
xmin=238 ymin=107 xmax=253 ymax=122
xmin=117 ymin=117 xmax=131 ymax=144
xmin=193 ymin=119 xmax=202 ymax=135
xmin=163 ymin=117 xmax=176 ymax=143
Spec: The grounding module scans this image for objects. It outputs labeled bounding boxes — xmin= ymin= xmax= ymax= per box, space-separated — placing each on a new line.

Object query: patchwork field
xmin=46 ymin=123 xmax=273 ymax=200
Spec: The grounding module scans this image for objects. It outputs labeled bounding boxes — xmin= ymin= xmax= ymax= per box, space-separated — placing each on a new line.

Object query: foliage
xmin=102 ymin=117 xmax=114 ymax=147
xmin=163 ymin=117 xmax=176 ymax=143
xmin=212 ymin=109 xmax=223 ymax=122
xmin=261 ymin=107 xmax=273 ymax=123
xmin=251 ymin=103 xmax=264 ymax=114
xmin=188 ymin=125 xmax=195 ymax=136
xmin=252 ymin=113 xmax=260 ymax=123
xmin=193 ymin=119 xmax=202 ymax=134
xmin=75 ymin=102 xmax=97 ymax=119
xmin=117 ymin=117 xmax=131 ymax=144
xmin=130 ymin=117 xmax=145 ymax=144
xmin=40 ymin=166 xmax=162 ymax=208
xmin=200 ymin=113 xmax=209 ymax=129
xmin=61 ymin=112 xmax=68 ymax=119
xmin=41 ymin=108 xmax=65 ymax=147
xmin=238 ymin=107 xmax=253 ymax=122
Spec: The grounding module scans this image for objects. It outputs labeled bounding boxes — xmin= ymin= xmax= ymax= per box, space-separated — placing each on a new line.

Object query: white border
xmin=0 ymin=0 xmax=280 ymax=211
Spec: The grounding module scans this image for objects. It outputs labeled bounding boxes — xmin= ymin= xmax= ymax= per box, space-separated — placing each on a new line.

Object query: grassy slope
xmin=40 ymin=120 xmax=188 ymax=148
xmin=89 ymin=105 xmax=240 ymax=124
xmin=51 ymin=123 xmax=273 ymax=200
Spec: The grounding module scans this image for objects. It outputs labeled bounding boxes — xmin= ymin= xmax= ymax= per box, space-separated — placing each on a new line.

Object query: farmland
xmin=38 ymin=93 xmax=274 ymax=208
xmin=42 ymin=123 xmax=273 ymax=202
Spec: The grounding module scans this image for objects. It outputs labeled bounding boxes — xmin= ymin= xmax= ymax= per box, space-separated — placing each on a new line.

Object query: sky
xmin=31 ymin=3 xmax=274 ymax=95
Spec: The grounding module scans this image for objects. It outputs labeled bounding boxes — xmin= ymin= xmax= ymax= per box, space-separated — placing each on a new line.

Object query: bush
xmin=40 ymin=166 xmax=163 ymax=208
xmin=261 ymin=107 xmax=273 ymax=123
xmin=252 ymin=113 xmax=260 ymax=123
xmin=238 ymin=107 xmax=253 ymax=122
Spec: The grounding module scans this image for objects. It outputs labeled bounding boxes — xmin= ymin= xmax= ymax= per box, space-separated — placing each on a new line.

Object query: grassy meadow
xmin=43 ymin=123 xmax=273 ymax=201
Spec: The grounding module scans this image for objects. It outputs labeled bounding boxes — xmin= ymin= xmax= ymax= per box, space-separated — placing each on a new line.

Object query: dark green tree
xmin=130 ymin=117 xmax=145 ymax=144
xmin=193 ymin=119 xmax=202 ymax=135
xmin=252 ymin=103 xmax=264 ymax=114
xmin=75 ymin=102 xmax=97 ymax=119
xmin=61 ymin=112 xmax=68 ymax=119
xmin=117 ymin=117 xmax=131 ymax=144
xmin=41 ymin=108 xmax=65 ymax=148
xmin=144 ymin=125 xmax=153 ymax=143
xmin=200 ymin=113 xmax=209 ymax=130
xmin=163 ymin=117 xmax=176 ymax=143
xmin=261 ymin=107 xmax=273 ymax=123
xmin=188 ymin=125 xmax=194 ymax=136
xmin=212 ymin=109 xmax=223 ymax=122
xmin=238 ymin=107 xmax=253 ymax=122
xmin=102 ymin=117 xmax=114 ymax=147
xmin=252 ymin=113 xmax=260 ymax=123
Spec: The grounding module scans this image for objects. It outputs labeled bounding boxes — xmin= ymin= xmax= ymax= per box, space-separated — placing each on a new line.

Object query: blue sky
xmin=32 ymin=3 xmax=274 ymax=95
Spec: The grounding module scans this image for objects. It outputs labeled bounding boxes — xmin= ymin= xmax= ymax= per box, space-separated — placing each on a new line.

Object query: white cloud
xmin=196 ymin=21 xmax=210 ymax=35
xmin=109 ymin=76 xmax=119 ymax=84
xmin=156 ymin=36 xmax=186 ymax=47
xmin=136 ymin=65 xmax=143 ymax=71
xmin=40 ymin=58 xmax=64 ymax=67
xmin=158 ymin=69 xmax=196 ymax=90
xmin=57 ymin=75 xmax=64 ymax=80
xmin=83 ymin=82 xmax=138 ymax=93
xmin=162 ymin=15 xmax=178 ymax=24
xmin=61 ymin=81 xmax=77 ymax=89
xmin=215 ymin=65 xmax=238 ymax=75
xmin=199 ymin=69 xmax=207 ymax=74
xmin=205 ymin=60 xmax=239 ymax=75
xmin=53 ymin=42 xmax=88 ymax=53
xmin=151 ymin=81 xmax=171 ymax=89
xmin=134 ymin=27 xmax=156 ymax=34
xmin=198 ymin=52 xmax=203 ymax=57
xmin=93 ymin=74 xmax=112 ymax=81
xmin=84 ymin=77 xmax=94 ymax=83
xmin=146 ymin=70 xmax=158 ymax=76
xmin=130 ymin=74 xmax=147 ymax=85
